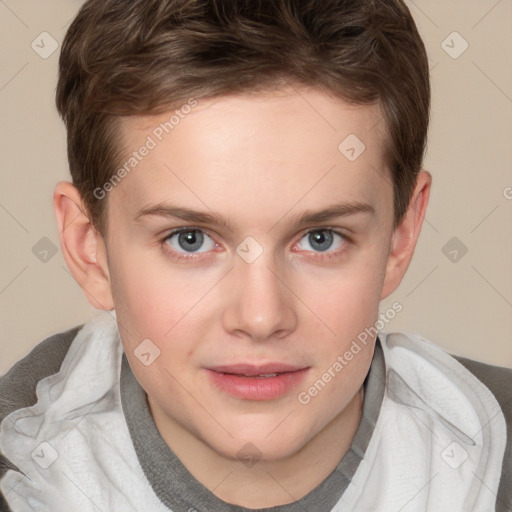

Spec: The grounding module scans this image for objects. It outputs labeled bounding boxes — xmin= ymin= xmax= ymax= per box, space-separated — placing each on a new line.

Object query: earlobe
xmin=380 ymin=170 xmax=432 ymax=300
xmin=53 ymin=181 xmax=114 ymax=310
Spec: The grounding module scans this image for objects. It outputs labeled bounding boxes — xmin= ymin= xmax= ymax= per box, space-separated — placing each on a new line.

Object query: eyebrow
xmin=133 ymin=201 xmax=375 ymax=231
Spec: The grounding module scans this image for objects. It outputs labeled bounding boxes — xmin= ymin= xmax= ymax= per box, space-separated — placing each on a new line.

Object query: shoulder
xmin=0 ymin=325 xmax=82 ymax=512
xmin=450 ymin=353 xmax=512 ymax=512
xmin=450 ymin=353 xmax=512 ymax=417
xmin=0 ymin=325 xmax=83 ymax=419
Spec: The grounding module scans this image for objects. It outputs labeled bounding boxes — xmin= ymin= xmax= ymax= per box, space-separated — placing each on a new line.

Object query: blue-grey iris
xmin=309 ymin=230 xmax=333 ymax=252
xmin=179 ymin=230 xmax=204 ymax=252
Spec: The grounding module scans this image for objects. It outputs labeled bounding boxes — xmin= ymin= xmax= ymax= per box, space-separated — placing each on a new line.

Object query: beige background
xmin=0 ymin=0 xmax=511 ymax=374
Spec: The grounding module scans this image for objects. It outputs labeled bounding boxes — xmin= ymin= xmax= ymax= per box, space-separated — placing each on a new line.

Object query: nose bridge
xmin=222 ymin=247 xmax=297 ymax=341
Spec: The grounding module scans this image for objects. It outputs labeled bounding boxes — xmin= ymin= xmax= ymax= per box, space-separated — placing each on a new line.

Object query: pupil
xmin=179 ymin=230 xmax=204 ymax=252
xmin=309 ymin=230 xmax=333 ymax=252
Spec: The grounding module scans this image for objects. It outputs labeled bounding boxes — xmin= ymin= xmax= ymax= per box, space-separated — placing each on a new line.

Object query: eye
xmin=164 ymin=228 xmax=217 ymax=254
xmin=296 ymin=229 xmax=345 ymax=253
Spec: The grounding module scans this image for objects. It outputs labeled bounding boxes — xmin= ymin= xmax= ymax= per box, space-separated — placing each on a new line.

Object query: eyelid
xmin=299 ymin=227 xmax=351 ymax=243
xmin=162 ymin=226 xmax=217 ymax=242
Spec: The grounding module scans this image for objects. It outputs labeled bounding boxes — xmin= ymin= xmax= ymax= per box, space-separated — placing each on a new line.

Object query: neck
xmin=149 ymin=386 xmax=365 ymax=509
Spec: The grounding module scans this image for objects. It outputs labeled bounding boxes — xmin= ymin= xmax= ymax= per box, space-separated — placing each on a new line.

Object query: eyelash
xmin=161 ymin=227 xmax=350 ymax=263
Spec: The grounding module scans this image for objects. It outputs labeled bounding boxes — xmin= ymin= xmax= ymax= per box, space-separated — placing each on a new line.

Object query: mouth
xmin=205 ymin=363 xmax=310 ymax=400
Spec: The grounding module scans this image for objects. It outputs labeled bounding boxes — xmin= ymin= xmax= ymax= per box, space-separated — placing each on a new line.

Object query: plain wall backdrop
xmin=1 ymin=0 xmax=511 ymax=373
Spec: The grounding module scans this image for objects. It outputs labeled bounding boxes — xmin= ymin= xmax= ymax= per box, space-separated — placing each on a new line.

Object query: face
xmin=102 ymin=87 xmax=395 ymax=462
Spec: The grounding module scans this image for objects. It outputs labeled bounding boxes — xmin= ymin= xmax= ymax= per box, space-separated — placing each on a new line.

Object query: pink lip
xmin=205 ymin=363 xmax=310 ymax=401
xmin=208 ymin=363 xmax=305 ymax=376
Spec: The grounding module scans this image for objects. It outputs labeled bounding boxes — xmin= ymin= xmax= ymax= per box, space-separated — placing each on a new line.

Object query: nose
xmin=221 ymin=252 xmax=298 ymax=342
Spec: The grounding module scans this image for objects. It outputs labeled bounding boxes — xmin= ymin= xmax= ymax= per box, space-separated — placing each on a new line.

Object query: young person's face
xmin=94 ymin=87 xmax=415 ymax=462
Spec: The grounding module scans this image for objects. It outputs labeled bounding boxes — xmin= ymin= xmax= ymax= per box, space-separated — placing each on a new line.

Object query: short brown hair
xmin=56 ymin=0 xmax=430 ymax=233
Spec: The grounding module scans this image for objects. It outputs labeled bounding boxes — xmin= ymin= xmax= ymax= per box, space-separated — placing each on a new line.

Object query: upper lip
xmin=207 ymin=363 xmax=308 ymax=376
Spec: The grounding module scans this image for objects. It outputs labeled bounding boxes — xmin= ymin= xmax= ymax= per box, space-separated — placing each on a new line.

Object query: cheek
xmin=296 ymin=254 xmax=386 ymax=334
xmin=107 ymin=246 xmax=179 ymax=339
xmin=107 ymin=245 xmax=222 ymax=356
xmin=108 ymin=255 xmax=202 ymax=391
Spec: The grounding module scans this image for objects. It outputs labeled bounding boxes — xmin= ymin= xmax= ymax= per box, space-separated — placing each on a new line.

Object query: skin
xmin=54 ymin=86 xmax=430 ymax=508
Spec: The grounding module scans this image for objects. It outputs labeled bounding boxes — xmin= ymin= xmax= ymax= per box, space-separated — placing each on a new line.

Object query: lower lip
xmin=205 ymin=368 xmax=309 ymax=400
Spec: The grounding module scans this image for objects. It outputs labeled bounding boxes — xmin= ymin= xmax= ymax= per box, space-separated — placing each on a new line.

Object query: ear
xmin=53 ymin=181 xmax=114 ymax=310
xmin=380 ymin=170 xmax=432 ymax=300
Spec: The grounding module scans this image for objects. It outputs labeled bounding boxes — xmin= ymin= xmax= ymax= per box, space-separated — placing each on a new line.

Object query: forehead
xmin=110 ymin=87 xmax=391 ymax=229
xmin=124 ymin=87 xmax=386 ymax=160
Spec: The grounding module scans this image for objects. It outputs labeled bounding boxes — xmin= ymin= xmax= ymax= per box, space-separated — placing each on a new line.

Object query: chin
xmin=208 ymin=426 xmax=309 ymax=464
